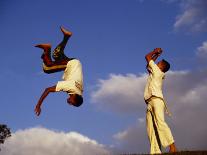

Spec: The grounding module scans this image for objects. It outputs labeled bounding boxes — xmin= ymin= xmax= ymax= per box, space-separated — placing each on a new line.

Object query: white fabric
xmin=56 ymin=59 xmax=83 ymax=96
xmin=146 ymin=97 xmax=174 ymax=154
xmin=144 ymin=60 xmax=165 ymax=101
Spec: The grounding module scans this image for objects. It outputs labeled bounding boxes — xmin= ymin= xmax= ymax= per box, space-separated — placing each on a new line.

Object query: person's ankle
xmin=169 ymin=143 xmax=177 ymax=153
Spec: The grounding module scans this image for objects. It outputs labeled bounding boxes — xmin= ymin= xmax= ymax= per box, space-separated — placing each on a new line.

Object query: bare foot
xmin=35 ymin=44 xmax=51 ymax=60
xmin=35 ymin=44 xmax=51 ymax=50
xmin=60 ymin=26 xmax=72 ymax=36
xmin=169 ymin=143 xmax=177 ymax=153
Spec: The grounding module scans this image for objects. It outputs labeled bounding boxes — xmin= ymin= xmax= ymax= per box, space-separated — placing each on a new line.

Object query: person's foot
xmin=60 ymin=26 xmax=72 ymax=36
xmin=35 ymin=44 xmax=51 ymax=60
xmin=169 ymin=143 xmax=177 ymax=153
xmin=35 ymin=44 xmax=51 ymax=50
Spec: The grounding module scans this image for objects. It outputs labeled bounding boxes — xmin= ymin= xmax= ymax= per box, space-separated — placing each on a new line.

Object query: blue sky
xmin=1 ymin=0 xmax=207 ymax=154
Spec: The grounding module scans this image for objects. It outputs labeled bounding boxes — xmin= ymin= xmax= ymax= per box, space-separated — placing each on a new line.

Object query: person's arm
xmin=34 ymin=85 xmax=56 ymax=116
xmin=145 ymin=48 xmax=162 ymax=63
xmin=145 ymin=48 xmax=162 ymax=73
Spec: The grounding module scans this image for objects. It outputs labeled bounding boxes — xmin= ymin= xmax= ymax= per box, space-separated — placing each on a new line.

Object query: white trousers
xmin=146 ymin=97 xmax=174 ymax=154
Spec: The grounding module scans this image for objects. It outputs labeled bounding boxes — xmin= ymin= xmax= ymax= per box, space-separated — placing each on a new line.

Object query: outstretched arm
xmin=34 ymin=85 xmax=56 ymax=116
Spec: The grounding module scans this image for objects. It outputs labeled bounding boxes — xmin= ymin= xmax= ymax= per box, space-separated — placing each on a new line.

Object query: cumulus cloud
xmin=173 ymin=0 xmax=207 ymax=32
xmin=1 ymin=127 xmax=110 ymax=155
xmin=91 ymin=70 xmax=207 ymax=152
xmin=113 ymin=118 xmax=149 ymax=154
xmin=91 ymin=73 xmax=147 ymax=114
xmin=196 ymin=41 xmax=207 ymax=58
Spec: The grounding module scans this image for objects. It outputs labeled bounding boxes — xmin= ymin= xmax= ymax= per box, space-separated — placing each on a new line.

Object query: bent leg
xmin=42 ymin=62 xmax=66 ymax=74
xmin=35 ymin=43 xmax=68 ymax=74
xmin=52 ymin=26 xmax=72 ymax=61
xmin=35 ymin=44 xmax=53 ymax=66
xmin=42 ymin=59 xmax=68 ymax=74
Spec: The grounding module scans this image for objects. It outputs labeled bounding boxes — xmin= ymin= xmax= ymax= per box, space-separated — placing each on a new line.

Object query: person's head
xmin=157 ymin=59 xmax=170 ymax=73
xmin=67 ymin=94 xmax=83 ymax=107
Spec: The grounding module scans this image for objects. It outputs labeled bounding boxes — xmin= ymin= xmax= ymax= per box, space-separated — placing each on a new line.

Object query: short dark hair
xmin=73 ymin=94 xmax=83 ymax=107
xmin=162 ymin=59 xmax=170 ymax=72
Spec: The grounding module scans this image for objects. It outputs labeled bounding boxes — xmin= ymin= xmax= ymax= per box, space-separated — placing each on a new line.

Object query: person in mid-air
xmin=34 ymin=26 xmax=83 ymax=116
xmin=144 ymin=48 xmax=177 ymax=154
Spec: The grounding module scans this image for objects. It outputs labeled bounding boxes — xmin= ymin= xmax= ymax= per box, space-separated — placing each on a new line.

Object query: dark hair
xmin=162 ymin=59 xmax=170 ymax=72
xmin=73 ymin=94 xmax=83 ymax=107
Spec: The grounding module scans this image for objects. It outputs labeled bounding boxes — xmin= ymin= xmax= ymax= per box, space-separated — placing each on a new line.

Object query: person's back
xmin=62 ymin=59 xmax=83 ymax=84
xmin=144 ymin=59 xmax=165 ymax=101
xmin=56 ymin=59 xmax=83 ymax=97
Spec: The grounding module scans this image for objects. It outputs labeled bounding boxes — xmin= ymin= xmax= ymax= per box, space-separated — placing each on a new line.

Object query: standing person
xmin=144 ymin=48 xmax=177 ymax=154
xmin=34 ymin=26 xmax=83 ymax=116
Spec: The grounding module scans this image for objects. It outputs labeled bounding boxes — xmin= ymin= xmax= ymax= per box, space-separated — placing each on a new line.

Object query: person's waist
xmin=145 ymin=96 xmax=163 ymax=103
xmin=145 ymin=96 xmax=172 ymax=116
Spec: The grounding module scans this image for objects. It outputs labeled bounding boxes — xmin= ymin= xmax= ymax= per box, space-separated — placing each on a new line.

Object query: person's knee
xmin=42 ymin=63 xmax=65 ymax=74
xmin=43 ymin=69 xmax=54 ymax=74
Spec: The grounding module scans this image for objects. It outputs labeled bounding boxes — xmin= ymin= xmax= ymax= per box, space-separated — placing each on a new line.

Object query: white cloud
xmin=1 ymin=127 xmax=110 ymax=155
xmin=173 ymin=0 xmax=207 ymax=32
xmin=91 ymin=73 xmax=147 ymax=114
xmin=113 ymin=118 xmax=148 ymax=154
xmin=91 ymin=70 xmax=207 ymax=152
xmin=196 ymin=41 xmax=207 ymax=58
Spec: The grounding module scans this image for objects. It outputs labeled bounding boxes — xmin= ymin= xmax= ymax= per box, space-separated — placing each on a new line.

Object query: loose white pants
xmin=146 ymin=97 xmax=174 ymax=154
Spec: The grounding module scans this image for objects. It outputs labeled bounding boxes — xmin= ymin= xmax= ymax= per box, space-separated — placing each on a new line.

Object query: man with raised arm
xmin=144 ymin=48 xmax=177 ymax=154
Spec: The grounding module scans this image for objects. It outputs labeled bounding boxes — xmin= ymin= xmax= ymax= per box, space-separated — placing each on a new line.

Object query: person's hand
xmin=154 ymin=48 xmax=162 ymax=55
xmin=34 ymin=104 xmax=41 ymax=116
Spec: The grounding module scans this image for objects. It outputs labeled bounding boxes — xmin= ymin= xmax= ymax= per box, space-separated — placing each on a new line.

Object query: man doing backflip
xmin=34 ymin=26 xmax=83 ymax=116
xmin=144 ymin=48 xmax=177 ymax=154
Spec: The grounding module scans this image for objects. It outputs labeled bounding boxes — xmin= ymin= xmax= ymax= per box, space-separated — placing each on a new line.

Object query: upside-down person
xmin=34 ymin=26 xmax=83 ymax=116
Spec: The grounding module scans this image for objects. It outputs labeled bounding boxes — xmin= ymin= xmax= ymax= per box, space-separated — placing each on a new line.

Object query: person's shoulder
xmin=148 ymin=60 xmax=156 ymax=67
xmin=148 ymin=60 xmax=162 ymax=74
